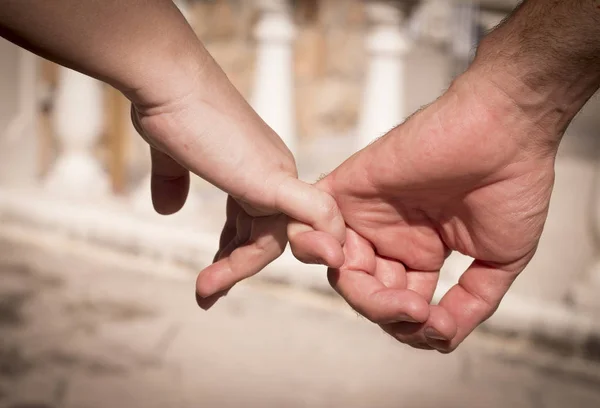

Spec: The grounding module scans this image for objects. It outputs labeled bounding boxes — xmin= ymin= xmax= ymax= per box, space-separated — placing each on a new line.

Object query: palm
xmin=314 ymin=80 xmax=556 ymax=351
xmin=336 ymin=161 xmax=551 ymax=271
xmin=130 ymin=90 xmax=347 ymax=309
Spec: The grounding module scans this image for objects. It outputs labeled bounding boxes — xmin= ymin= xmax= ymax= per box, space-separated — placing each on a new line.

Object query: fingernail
xmin=397 ymin=314 xmax=418 ymax=323
xmin=196 ymin=292 xmax=224 ymax=310
xmin=312 ymin=257 xmax=327 ymax=266
xmin=425 ymin=327 xmax=446 ymax=341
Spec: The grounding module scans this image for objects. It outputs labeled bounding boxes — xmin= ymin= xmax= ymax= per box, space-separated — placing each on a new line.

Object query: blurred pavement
xmin=1 ymin=239 xmax=600 ymax=408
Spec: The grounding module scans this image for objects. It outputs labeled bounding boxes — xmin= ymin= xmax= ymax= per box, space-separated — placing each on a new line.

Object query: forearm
xmin=0 ymin=0 xmax=209 ymax=106
xmin=467 ymin=0 xmax=600 ymax=139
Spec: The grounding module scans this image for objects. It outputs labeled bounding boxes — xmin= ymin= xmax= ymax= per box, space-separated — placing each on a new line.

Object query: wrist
xmin=468 ymin=46 xmax=600 ymax=145
xmin=446 ymin=67 xmax=560 ymax=160
xmin=465 ymin=0 xmax=600 ymax=142
xmin=120 ymin=34 xmax=213 ymax=113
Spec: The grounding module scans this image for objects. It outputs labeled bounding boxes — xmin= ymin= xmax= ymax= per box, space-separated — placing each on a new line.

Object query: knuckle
xmin=361 ymin=309 xmax=382 ymax=324
xmin=318 ymin=193 xmax=340 ymax=222
xmin=252 ymin=235 xmax=273 ymax=253
xmin=316 ymin=193 xmax=345 ymax=243
xmin=251 ymin=234 xmax=285 ymax=259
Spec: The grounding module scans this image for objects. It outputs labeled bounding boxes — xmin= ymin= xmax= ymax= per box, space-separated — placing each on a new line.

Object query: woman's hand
xmin=129 ymin=51 xmax=346 ymax=307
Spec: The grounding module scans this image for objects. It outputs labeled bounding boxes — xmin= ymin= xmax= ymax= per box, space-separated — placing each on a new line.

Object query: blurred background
xmin=1 ymin=0 xmax=600 ymax=407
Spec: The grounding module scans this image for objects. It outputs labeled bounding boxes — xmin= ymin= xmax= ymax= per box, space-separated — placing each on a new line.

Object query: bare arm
xmin=0 ymin=0 xmax=206 ymax=105
xmin=288 ymin=0 xmax=600 ymax=353
xmin=470 ymin=0 xmax=600 ymax=141
xmin=0 ymin=0 xmax=347 ymax=293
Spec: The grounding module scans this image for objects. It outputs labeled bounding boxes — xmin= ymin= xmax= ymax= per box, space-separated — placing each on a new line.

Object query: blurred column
xmin=569 ymin=159 xmax=600 ymax=312
xmin=449 ymin=0 xmax=480 ymax=78
xmin=357 ymin=0 xmax=411 ymax=150
xmin=408 ymin=0 xmax=452 ymax=47
xmin=0 ymin=40 xmax=40 ymax=186
xmin=44 ymin=67 xmax=109 ymax=197
xmin=251 ymin=0 xmax=297 ymax=154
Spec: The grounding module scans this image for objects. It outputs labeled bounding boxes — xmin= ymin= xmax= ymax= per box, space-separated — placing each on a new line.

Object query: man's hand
xmin=291 ymin=71 xmax=557 ymax=352
xmin=290 ymin=0 xmax=600 ymax=353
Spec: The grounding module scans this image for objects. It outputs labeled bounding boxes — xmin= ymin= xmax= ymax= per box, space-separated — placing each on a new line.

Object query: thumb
xmin=149 ymin=146 xmax=190 ymax=215
xmin=131 ymin=104 xmax=190 ymax=215
xmin=280 ymin=176 xmax=346 ymax=268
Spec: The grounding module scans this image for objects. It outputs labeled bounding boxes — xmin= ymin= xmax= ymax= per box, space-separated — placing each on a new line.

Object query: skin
xmin=3 ymin=0 xmax=600 ymax=353
xmin=295 ymin=71 xmax=557 ymax=351
xmin=206 ymin=0 xmax=600 ymax=352
xmin=0 ymin=0 xmax=346 ymax=299
xmin=287 ymin=0 xmax=600 ymax=352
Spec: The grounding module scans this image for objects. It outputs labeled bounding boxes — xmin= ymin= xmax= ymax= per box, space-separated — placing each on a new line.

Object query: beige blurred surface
xmin=2 ymin=1 xmax=600 ymax=407
xmin=1 ymin=239 xmax=600 ymax=408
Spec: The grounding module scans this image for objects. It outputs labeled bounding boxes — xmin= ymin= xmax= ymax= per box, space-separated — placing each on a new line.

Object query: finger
xmin=196 ymin=214 xmax=288 ymax=299
xmin=214 ymin=197 xmax=244 ymax=262
xmin=374 ymin=259 xmax=455 ymax=347
xmin=215 ymin=210 xmax=253 ymax=263
xmin=423 ymin=305 xmax=458 ymax=343
xmin=381 ymin=305 xmax=457 ymax=347
xmin=330 ymin=268 xmax=430 ymax=324
xmin=150 ymin=146 xmax=190 ymax=215
xmin=195 ymin=290 xmax=230 ymax=311
xmin=381 ymin=321 xmax=423 ymax=342
xmin=328 ymin=230 xmax=429 ymax=324
xmin=405 ymin=269 xmax=440 ymax=304
xmin=287 ymin=221 xmax=345 ymax=268
xmin=412 ymin=343 xmax=436 ymax=351
xmin=373 ymin=255 xmax=407 ymax=289
xmin=403 ymin=246 xmax=450 ymax=303
xmin=203 ymin=211 xmax=255 ymax=307
xmin=276 ymin=176 xmax=346 ymax=245
xmin=433 ymin=259 xmax=522 ymax=352
xmin=220 ymin=196 xmax=242 ymax=247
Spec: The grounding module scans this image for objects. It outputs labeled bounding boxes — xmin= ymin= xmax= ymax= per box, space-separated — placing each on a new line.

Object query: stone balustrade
xmin=1 ymin=0 xmax=600 ymax=364
xmin=44 ymin=68 xmax=110 ymax=198
xmin=357 ymin=0 xmax=411 ymax=149
xmin=252 ymin=0 xmax=298 ymax=153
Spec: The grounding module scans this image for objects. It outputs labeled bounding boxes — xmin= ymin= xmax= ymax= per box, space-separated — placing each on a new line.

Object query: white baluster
xmin=357 ymin=1 xmax=411 ymax=150
xmin=45 ymin=67 xmax=109 ymax=197
xmin=409 ymin=0 xmax=453 ymax=47
xmin=0 ymin=41 xmax=40 ymax=187
xmin=252 ymin=0 xmax=297 ymax=154
xmin=569 ymin=121 xmax=600 ymax=312
xmin=131 ymin=168 xmax=153 ymax=211
xmin=450 ymin=0 xmax=479 ymax=77
xmin=572 ymin=259 xmax=600 ymax=312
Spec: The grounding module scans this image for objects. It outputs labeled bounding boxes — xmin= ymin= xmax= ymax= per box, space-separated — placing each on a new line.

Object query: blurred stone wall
xmin=190 ymin=0 xmax=368 ymax=140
